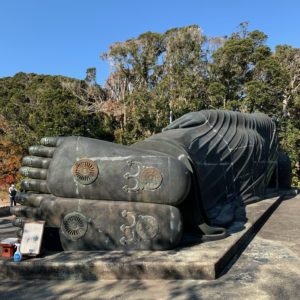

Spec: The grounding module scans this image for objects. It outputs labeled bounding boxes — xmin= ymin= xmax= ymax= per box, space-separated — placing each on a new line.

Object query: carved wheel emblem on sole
xmin=61 ymin=212 xmax=88 ymax=241
xmin=72 ymin=158 xmax=99 ymax=185
xmin=139 ymin=167 xmax=162 ymax=190
xmin=136 ymin=215 xmax=159 ymax=240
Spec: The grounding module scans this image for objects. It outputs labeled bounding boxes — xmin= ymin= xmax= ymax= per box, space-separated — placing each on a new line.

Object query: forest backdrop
xmin=0 ymin=24 xmax=299 ymax=188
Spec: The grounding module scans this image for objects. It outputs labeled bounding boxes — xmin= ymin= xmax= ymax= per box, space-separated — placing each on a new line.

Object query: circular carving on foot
xmin=136 ymin=215 xmax=159 ymax=240
xmin=61 ymin=212 xmax=88 ymax=241
xmin=139 ymin=167 xmax=162 ymax=190
xmin=72 ymin=159 xmax=99 ymax=185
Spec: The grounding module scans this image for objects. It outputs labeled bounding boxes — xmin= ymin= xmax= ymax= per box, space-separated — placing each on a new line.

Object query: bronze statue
xmin=12 ymin=110 xmax=280 ymax=251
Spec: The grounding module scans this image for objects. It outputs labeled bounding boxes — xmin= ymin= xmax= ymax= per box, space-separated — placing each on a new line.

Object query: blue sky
xmin=1 ymin=0 xmax=299 ymax=84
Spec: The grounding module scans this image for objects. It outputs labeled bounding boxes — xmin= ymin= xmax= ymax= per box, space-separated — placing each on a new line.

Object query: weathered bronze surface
xmin=13 ymin=110 xmax=283 ymax=251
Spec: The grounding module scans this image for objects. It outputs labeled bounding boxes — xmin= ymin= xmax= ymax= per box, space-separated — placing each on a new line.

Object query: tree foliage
xmin=0 ymin=117 xmax=23 ymax=187
xmin=101 ymin=25 xmax=209 ymax=143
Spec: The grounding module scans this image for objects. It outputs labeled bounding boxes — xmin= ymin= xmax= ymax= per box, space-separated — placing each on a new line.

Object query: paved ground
xmin=0 ymin=194 xmax=299 ymax=299
xmin=0 ymin=215 xmax=17 ymax=240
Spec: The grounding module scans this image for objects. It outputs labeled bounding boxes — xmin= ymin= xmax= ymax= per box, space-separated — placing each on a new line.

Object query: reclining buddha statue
xmin=12 ymin=109 xmax=280 ymax=251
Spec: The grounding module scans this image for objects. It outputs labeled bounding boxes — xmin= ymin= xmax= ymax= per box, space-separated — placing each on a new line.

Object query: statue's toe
xmin=28 ymin=145 xmax=56 ymax=158
xmin=10 ymin=205 xmax=40 ymax=219
xmin=16 ymin=193 xmax=54 ymax=207
xmin=40 ymin=136 xmax=65 ymax=147
xmin=19 ymin=167 xmax=47 ymax=180
xmin=21 ymin=179 xmax=49 ymax=194
xmin=22 ymin=156 xmax=51 ymax=169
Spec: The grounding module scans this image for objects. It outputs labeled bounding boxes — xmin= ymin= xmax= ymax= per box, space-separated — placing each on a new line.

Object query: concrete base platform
xmin=0 ymin=196 xmax=282 ymax=280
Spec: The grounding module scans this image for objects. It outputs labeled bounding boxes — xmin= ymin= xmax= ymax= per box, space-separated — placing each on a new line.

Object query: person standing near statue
xmin=8 ymin=184 xmax=17 ymax=207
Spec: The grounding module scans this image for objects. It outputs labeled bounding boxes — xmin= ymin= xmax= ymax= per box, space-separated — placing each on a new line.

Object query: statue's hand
xmin=163 ymin=111 xmax=207 ymax=131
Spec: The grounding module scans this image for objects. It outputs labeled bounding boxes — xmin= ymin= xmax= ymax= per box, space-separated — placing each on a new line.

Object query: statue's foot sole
xmin=40 ymin=198 xmax=183 ymax=250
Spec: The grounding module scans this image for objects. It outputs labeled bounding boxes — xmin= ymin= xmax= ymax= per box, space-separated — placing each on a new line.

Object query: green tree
xmin=274 ymin=45 xmax=300 ymax=186
xmin=102 ymin=25 xmax=209 ymax=143
xmin=85 ymin=67 xmax=97 ymax=85
xmin=0 ymin=73 xmax=112 ymax=149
